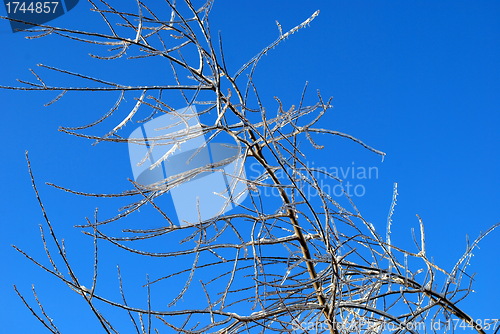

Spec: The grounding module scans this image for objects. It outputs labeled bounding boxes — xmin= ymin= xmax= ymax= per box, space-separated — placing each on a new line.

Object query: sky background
xmin=0 ymin=0 xmax=499 ymax=333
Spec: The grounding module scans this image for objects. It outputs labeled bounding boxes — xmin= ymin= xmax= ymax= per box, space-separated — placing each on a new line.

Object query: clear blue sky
xmin=1 ymin=1 xmax=499 ymax=332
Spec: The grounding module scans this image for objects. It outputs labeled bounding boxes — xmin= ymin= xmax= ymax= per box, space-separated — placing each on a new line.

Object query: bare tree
xmin=2 ymin=1 xmax=498 ymax=333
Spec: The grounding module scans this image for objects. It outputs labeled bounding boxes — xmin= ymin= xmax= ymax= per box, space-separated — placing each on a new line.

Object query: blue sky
xmin=0 ymin=1 xmax=499 ymax=332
